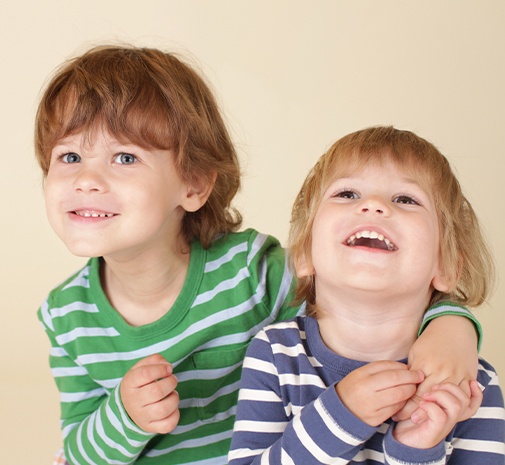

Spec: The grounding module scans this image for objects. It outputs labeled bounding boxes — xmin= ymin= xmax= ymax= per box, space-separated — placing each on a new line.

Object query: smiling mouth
xmin=73 ymin=210 xmax=116 ymax=218
xmin=346 ymin=230 xmax=397 ymax=251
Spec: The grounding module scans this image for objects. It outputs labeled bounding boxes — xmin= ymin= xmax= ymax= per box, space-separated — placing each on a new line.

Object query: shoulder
xmin=203 ymin=228 xmax=287 ymax=278
xmin=37 ymin=258 xmax=100 ymax=330
xmin=248 ymin=317 xmax=306 ymax=356
xmin=206 ymin=228 xmax=284 ymax=260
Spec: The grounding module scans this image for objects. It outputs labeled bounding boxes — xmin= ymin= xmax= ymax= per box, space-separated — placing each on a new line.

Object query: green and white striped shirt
xmin=38 ymin=229 xmax=302 ymax=464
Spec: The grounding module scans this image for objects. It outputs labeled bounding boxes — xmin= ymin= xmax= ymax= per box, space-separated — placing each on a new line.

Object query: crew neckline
xmin=88 ymin=240 xmax=206 ymax=338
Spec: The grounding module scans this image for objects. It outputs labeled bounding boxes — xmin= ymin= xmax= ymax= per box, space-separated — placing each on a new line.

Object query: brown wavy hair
xmin=288 ymin=126 xmax=495 ymax=317
xmin=35 ymin=45 xmax=242 ymax=248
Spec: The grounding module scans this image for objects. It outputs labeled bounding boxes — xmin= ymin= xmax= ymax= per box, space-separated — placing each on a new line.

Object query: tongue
xmin=354 ymin=237 xmax=389 ymax=250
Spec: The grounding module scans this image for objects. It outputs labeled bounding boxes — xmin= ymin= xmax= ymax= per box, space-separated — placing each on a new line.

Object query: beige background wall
xmin=1 ymin=1 xmax=503 ymax=462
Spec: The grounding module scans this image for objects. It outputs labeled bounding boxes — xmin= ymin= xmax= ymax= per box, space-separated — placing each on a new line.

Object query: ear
xmin=294 ymin=252 xmax=315 ymax=278
xmin=431 ymin=263 xmax=452 ymax=293
xmin=181 ymin=172 xmax=217 ymax=213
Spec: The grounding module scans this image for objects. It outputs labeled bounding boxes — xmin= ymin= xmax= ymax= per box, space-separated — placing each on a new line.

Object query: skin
xmin=44 ymin=130 xmax=213 ymax=432
xmin=297 ymin=160 xmax=482 ymax=447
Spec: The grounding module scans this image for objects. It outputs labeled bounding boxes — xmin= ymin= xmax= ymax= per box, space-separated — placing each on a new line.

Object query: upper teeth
xmin=347 ymin=230 xmax=395 ymax=251
xmin=76 ymin=211 xmax=114 ymax=218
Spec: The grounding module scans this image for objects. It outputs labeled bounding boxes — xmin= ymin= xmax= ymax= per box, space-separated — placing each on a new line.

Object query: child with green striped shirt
xmin=35 ymin=45 xmax=482 ymax=465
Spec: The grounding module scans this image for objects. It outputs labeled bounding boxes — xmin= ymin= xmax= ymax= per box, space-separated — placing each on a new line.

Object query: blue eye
xmin=335 ymin=190 xmax=359 ymax=199
xmin=62 ymin=153 xmax=81 ymax=163
xmin=393 ymin=195 xmax=419 ymax=205
xmin=115 ymin=153 xmax=137 ymax=164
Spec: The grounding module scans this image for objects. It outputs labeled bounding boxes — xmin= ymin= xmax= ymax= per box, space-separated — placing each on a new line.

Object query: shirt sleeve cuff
xmin=419 ymin=301 xmax=482 ymax=351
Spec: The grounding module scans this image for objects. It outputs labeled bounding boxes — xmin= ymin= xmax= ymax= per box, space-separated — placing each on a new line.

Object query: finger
xmin=144 ymin=391 xmax=180 ymax=430
xmin=372 ymin=368 xmax=424 ymax=392
xmin=422 ymin=384 xmax=469 ymax=422
xmin=425 ymin=383 xmax=470 ymax=406
xmin=418 ymin=399 xmax=447 ymax=424
xmin=148 ymin=404 xmax=181 ymax=434
xmin=365 ymin=360 xmax=410 ymax=375
xmin=459 ymin=380 xmax=483 ymax=421
xmin=131 ymin=363 xmax=174 ymax=389
xmin=140 ymin=374 xmax=178 ymax=407
xmin=410 ymin=406 xmax=429 ymax=424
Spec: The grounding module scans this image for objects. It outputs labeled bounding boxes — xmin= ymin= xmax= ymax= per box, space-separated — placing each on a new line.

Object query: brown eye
xmin=393 ymin=195 xmax=419 ymax=205
xmin=335 ymin=190 xmax=359 ymax=199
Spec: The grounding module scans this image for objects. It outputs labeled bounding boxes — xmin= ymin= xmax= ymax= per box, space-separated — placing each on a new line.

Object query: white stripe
xmin=453 ymin=437 xmax=505 ymax=454
xmin=104 ymin=401 xmax=151 ymax=447
xmin=146 ymin=430 xmax=233 ymax=457
xmin=52 ymin=366 xmax=88 ymax=377
xmin=60 ymin=387 xmax=106 ymax=403
xmin=114 ymin=388 xmax=149 ymax=436
xmin=56 ymin=326 xmax=120 ymax=345
xmin=39 ymin=300 xmax=54 ymax=331
xmin=179 ymin=380 xmax=240 ymax=409
xmin=88 ymin=410 xmax=138 ymax=465
xmin=62 ymin=421 xmax=79 ymax=439
xmin=291 ymin=413 xmax=345 ymax=464
xmin=50 ymin=346 xmax=69 ymax=357
xmin=423 ymin=304 xmax=473 ymax=320
xmin=238 ymin=388 xmax=282 ymax=403
xmin=51 ymin=301 xmax=99 ymax=318
xmin=193 ymin=267 xmax=250 ymax=307
xmin=228 ymin=447 xmax=267 ymax=460
xmin=76 ymin=419 xmax=99 ymax=465
xmin=473 ymin=406 xmax=505 ymax=419
xmin=314 ymin=397 xmax=363 ymax=447
xmin=280 ymin=449 xmax=296 ymax=465
xmin=243 ymin=357 xmax=278 ymax=376
xmin=234 ymin=419 xmax=288 ymax=433
xmin=279 ymin=372 xmax=326 ymax=389
xmin=94 ymin=411 xmax=137 ymax=462
xmin=269 ymin=252 xmax=295 ymax=317
xmin=247 ymin=232 xmax=269 ymax=267
xmin=271 ymin=342 xmax=306 ymax=357
xmin=63 ymin=266 xmax=91 ymax=290
xmin=204 ymin=242 xmax=247 ymax=273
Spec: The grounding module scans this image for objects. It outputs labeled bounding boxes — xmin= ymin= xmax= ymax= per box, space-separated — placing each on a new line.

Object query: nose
xmin=358 ymin=196 xmax=389 ymax=215
xmin=74 ymin=163 xmax=107 ymax=193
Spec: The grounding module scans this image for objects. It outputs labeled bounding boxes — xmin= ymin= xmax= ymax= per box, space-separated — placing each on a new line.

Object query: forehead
xmin=322 ymin=150 xmax=435 ymax=193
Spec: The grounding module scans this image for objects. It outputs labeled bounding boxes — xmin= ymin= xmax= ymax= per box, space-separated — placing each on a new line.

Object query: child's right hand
xmin=392 ymin=380 xmax=482 ymax=449
xmin=335 ymin=360 xmax=424 ymax=427
xmin=120 ymin=354 xmax=180 ymax=434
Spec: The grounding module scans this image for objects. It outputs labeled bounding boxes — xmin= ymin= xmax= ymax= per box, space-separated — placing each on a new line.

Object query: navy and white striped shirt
xmin=229 ymin=316 xmax=505 ymax=464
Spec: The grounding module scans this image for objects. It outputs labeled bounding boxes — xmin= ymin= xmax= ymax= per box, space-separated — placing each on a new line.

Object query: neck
xmin=315 ymin=291 xmax=429 ymax=361
xmin=100 ymin=238 xmax=191 ymax=326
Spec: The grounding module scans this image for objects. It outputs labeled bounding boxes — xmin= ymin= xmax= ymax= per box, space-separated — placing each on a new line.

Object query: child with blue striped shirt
xmin=229 ymin=126 xmax=504 ymax=464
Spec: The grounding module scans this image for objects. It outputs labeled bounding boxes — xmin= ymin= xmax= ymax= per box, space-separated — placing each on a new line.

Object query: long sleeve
xmin=228 ymin=330 xmax=378 ymax=464
xmin=39 ymin=301 xmax=155 ymax=464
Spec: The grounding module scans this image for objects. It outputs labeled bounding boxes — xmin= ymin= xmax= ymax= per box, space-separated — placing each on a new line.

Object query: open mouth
xmin=73 ymin=210 xmax=116 ymax=218
xmin=346 ymin=230 xmax=397 ymax=251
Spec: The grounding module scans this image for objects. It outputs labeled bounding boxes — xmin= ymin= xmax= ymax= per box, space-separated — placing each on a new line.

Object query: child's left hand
xmin=394 ymin=315 xmax=480 ymax=422
xmin=393 ymin=380 xmax=483 ymax=449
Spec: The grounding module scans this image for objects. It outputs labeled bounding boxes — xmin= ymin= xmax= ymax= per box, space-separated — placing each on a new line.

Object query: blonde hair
xmin=288 ymin=126 xmax=494 ymax=317
xmin=35 ymin=45 xmax=241 ymax=248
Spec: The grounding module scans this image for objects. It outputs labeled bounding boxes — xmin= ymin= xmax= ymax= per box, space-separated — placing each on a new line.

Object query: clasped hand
xmin=336 ymin=360 xmax=482 ymax=449
xmin=120 ymin=354 xmax=180 ymax=434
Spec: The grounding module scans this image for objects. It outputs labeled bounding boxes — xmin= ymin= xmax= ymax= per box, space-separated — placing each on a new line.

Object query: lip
xmin=344 ymin=226 xmax=397 ymax=251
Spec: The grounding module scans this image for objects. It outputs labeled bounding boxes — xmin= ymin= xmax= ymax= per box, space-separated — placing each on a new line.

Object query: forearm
xmin=63 ymin=385 xmax=155 ymax=464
